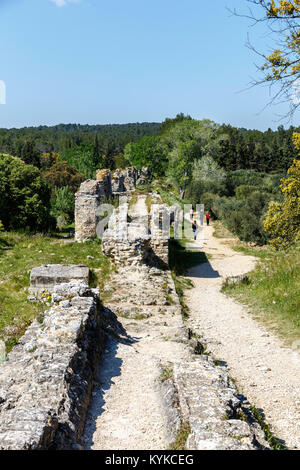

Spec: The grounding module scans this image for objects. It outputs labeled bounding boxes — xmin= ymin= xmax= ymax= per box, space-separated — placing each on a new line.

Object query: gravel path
xmin=82 ymin=316 xmax=189 ymax=450
xmin=185 ymin=225 xmax=300 ymax=449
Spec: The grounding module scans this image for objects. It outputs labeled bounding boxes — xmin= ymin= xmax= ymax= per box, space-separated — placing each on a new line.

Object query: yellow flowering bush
xmin=264 ymin=156 xmax=300 ymax=249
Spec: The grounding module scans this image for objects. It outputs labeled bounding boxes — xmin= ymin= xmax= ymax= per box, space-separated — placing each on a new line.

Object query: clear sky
xmin=0 ymin=0 xmax=299 ymax=130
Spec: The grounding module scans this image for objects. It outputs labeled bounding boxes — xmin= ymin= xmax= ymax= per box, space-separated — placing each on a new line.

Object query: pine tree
xmin=92 ymin=134 xmax=101 ymax=170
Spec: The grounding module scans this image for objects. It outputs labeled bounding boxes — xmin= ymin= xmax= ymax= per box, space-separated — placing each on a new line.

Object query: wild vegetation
xmin=0 ymin=112 xmax=299 ymax=345
xmin=0 ymin=231 xmax=110 ymax=352
xmin=224 ymin=241 xmax=300 ymax=344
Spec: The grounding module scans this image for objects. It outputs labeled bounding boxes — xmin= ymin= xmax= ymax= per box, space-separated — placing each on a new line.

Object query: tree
xmin=0 ymin=154 xmax=54 ymax=231
xmin=124 ymin=136 xmax=167 ymax=175
xmin=236 ymin=1 xmax=300 ymax=116
xmin=92 ymin=134 xmax=101 ymax=170
xmin=17 ymin=140 xmax=41 ymax=168
xmin=264 ymin=158 xmax=300 ymax=249
xmin=193 ymin=155 xmax=226 ymax=183
xmin=161 ymin=113 xmax=192 ymax=134
xmin=163 ymin=119 xmax=222 ymax=197
xmin=42 ymin=161 xmax=84 ymax=193
xmin=62 ymin=144 xmax=96 ymax=179
xmin=39 ymin=152 xmax=58 ymax=170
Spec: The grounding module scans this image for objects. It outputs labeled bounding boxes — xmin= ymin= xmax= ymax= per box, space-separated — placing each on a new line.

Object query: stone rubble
xmin=0 ymin=281 xmax=104 ymax=450
xmin=174 ymin=358 xmax=268 ymax=450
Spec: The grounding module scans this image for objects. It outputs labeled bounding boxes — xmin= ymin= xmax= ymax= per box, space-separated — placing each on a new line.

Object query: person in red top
xmin=205 ymin=212 xmax=210 ymax=226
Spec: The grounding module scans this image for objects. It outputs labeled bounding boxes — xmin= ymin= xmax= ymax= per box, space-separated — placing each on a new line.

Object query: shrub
xmin=0 ymin=154 xmax=54 ymax=231
xmin=42 ymin=161 xmax=84 ymax=193
xmin=51 ymin=186 xmax=75 ymax=225
xmin=235 ymin=185 xmax=259 ymax=200
xmin=264 ymin=159 xmax=300 ymax=249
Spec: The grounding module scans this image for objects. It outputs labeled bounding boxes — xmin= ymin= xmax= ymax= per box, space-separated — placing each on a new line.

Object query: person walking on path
xmin=205 ymin=212 xmax=210 ymax=226
xmin=192 ymin=220 xmax=198 ymax=241
xmin=190 ymin=207 xmax=194 ymax=221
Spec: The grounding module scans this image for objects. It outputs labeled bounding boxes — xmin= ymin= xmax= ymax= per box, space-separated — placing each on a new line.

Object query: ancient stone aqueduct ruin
xmin=0 ymin=167 xmax=270 ymax=450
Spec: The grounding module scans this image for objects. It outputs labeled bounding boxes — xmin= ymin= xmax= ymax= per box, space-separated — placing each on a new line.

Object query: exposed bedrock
xmin=0 ymin=281 xmax=104 ymax=450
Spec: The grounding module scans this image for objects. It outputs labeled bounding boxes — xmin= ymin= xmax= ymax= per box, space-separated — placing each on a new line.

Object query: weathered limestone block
xmin=96 ymin=169 xmax=111 ymax=185
xmin=111 ymin=167 xmax=137 ymax=194
xmin=29 ymin=264 xmax=90 ymax=299
xmin=223 ymin=274 xmax=250 ymax=288
xmin=174 ymin=359 xmax=269 ymax=450
xmin=102 ymin=202 xmax=153 ymax=267
xmin=51 ymin=280 xmax=99 ymax=304
xmin=75 ymin=177 xmax=112 ymax=242
xmin=136 ymin=167 xmax=152 ymax=186
xmin=0 ymin=282 xmax=104 ymax=450
xmin=75 ymin=167 xmax=152 ymax=241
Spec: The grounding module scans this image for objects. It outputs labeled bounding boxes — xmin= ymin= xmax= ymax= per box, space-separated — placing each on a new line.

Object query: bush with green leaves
xmin=51 ymin=186 xmax=75 ymax=226
xmin=124 ymin=136 xmax=167 ymax=176
xmin=214 ymin=191 xmax=272 ymax=245
xmin=235 ymin=185 xmax=259 ymax=200
xmin=0 ymin=154 xmax=54 ymax=231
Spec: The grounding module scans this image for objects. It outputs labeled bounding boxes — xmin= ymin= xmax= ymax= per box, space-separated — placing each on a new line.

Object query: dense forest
xmin=0 ymin=122 xmax=161 ymax=178
xmin=0 ymin=114 xmax=299 ymax=249
xmin=0 ymin=118 xmax=299 ymax=177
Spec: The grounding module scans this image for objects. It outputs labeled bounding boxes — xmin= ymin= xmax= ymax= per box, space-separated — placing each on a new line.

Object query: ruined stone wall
xmin=75 ymin=177 xmax=112 ymax=242
xmin=0 ymin=282 xmax=104 ymax=450
xmin=149 ymin=204 xmax=169 ymax=267
xmin=111 ymin=167 xmax=151 ymax=194
xmin=101 ymin=197 xmax=169 ymax=269
xmin=75 ymin=167 xmax=151 ymax=242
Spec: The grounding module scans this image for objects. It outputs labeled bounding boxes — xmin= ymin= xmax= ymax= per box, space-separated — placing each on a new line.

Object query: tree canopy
xmin=0 ymin=155 xmax=54 ymax=231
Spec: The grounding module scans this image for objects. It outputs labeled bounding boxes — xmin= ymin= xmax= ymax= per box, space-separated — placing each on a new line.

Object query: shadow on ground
xmin=82 ymin=307 xmax=140 ymax=449
xmin=187 ymin=260 xmax=220 ymax=279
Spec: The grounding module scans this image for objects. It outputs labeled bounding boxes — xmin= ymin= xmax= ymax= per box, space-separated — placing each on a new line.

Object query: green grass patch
xmin=159 ymin=364 xmax=174 ymax=383
xmin=223 ymin=243 xmax=300 ymax=344
xmin=231 ymin=243 xmax=275 ymax=260
xmin=212 ymin=221 xmax=235 ymax=239
xmin=169 ymin=422 xmax=191 ymax=450
xmin=0 ymin=231 xmax=110 ymax=352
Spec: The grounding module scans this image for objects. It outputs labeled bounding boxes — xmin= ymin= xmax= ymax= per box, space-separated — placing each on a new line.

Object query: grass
xmin=231 ymin=243 xmax=275 ymax=260
xmin=0 ymin=231 xmax=110 ymax=352
xmin=249 ymin=406 xmax=287 ymax=450
xmin=223 ymin=243 xmax=300 ymax=345
xmin=168 ymin=237 xmax=210 ymax=321
xmin=168 ymin=422 xmax=191 ymax=450
xmin=159 ymin=364 xmax=174 ymax=383
xmin=212 ymin=220 xmax=235 ymax=239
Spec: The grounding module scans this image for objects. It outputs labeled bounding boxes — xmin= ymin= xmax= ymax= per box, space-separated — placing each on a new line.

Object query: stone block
xmin=29 ymin=264 xmax=90 ymax=299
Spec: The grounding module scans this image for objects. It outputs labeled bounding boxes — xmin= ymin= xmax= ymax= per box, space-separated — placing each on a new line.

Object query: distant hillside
xmin=0 ymin=122 xmax=161 ymax=155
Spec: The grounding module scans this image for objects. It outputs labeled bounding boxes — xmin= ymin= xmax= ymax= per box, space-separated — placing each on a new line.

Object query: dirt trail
xmin=185 ymin=225 xmax=300 ymax=449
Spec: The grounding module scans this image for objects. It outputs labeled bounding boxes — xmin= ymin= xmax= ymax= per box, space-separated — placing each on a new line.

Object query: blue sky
xmin=0 ymin=0 xmax=299 ymax=130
